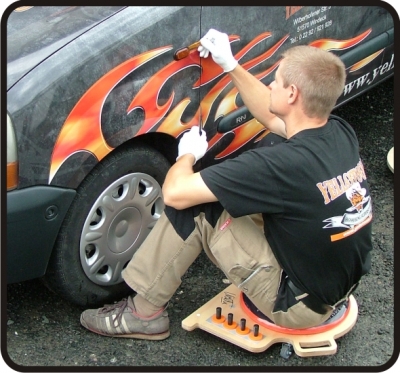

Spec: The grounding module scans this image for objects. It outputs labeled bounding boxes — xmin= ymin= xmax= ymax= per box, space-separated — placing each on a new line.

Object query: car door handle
xmin=217 ymin=106 xmax=254 ymax=133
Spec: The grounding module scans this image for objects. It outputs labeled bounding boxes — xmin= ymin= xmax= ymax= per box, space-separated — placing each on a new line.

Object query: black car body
xmin=5 ymin=5 xmax=395 ymax=306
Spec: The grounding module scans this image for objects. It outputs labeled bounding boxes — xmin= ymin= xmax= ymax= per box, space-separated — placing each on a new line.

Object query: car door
xmin=198 ymin=6 xmax=394 ymax=166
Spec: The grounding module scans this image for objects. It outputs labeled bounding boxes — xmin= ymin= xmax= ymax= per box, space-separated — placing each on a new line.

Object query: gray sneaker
xmin=80 ymin=296 xmax=170 ymax=340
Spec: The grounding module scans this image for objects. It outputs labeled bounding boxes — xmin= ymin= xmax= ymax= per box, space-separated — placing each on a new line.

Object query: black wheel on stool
xmin=280 ymin=343 xmax=294 ymax=359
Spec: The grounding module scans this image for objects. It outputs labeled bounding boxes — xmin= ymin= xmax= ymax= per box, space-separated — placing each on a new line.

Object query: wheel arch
xmin=131 ymin=132 xmax=178 ymax=167
xmin=51 ymin=132 xmax=178 ymax=190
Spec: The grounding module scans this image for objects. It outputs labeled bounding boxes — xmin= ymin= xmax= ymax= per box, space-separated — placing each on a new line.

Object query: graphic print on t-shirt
xmin=316 ymin=159 xmax=373 ymax=242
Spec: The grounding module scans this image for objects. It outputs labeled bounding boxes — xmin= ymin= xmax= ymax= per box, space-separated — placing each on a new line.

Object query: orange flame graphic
xmin=309 ymin=29 xmax=371 ymax=50
xmin=158 ymin=34 xmax=288 ymax=159
xmin=349 ymin=49 xmax=383 ymax=72
xmin=49 ymin=29 xmax=375 ymax=182
xmin=49 ymin=46 xmax=172 ymax=182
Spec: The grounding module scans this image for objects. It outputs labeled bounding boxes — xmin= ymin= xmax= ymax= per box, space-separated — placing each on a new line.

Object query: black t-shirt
xmin=200 ymin=115 xmax=373 ymax=305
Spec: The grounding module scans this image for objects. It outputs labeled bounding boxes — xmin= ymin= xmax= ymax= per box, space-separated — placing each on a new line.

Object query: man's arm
xmin=162 ymin=154 xmax=217 ymax=210
xmin=228 ymin=64 xmax=286 ymax=138
xmin=199 ymin=29 xmax=286 ymax=138
xmin=162 ymin=126 xmax=217 ymax=210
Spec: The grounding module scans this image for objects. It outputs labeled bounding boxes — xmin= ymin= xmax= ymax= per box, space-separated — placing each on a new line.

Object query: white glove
xmin=198 ymin=28 xmax=238 ymax=72
xmin=176 ymin=126 xmax=208 ymax=165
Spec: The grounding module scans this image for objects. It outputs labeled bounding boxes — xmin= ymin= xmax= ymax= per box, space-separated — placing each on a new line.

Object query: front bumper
xmin=6 ymin=186 xmax=76 ymax=283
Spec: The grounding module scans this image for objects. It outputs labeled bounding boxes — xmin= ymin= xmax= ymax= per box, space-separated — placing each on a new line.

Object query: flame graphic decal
xmin=49 ymin=46 xmax=172 ymax=182
xmin=130 ymin=35 xmax=241 ymax=137
xmin=49 ymin=29 xmax=375 ymax=182
xmin=309 ymin=29 xmax=371 ymax=50
xmin=349 ymin=49 xmax=383 ymax=72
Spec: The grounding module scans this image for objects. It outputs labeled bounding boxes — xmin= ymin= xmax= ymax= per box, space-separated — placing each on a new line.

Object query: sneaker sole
xmin=80 ymin=315 xmax=170 ymax=340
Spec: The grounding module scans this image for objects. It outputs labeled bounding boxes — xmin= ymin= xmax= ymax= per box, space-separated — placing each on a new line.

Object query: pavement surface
xmin=3 ymin=76 xmax=395 ymax=372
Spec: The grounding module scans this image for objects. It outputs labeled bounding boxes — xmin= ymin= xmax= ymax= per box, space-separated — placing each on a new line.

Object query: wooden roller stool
xmin=182 ymin=284 xmax=358 ymax=358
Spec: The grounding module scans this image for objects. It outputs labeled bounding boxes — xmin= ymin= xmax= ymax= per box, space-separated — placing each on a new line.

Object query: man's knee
xmin=164 ymin=203 xmax=224 ymax=240
xmin=164 ymin=206 xmax=196 ymax=240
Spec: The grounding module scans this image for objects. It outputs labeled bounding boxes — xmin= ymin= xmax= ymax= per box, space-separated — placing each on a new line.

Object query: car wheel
xmin=42 ymin=144 xmax=171 ymax=308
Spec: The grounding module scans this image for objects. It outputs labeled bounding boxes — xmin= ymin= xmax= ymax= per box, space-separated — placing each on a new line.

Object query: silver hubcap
xmin=80 ymin=173 xmax=164 ymax=285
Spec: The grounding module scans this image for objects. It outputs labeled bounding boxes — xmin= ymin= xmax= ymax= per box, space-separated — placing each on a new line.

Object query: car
xmin=5 ymin=5 xmax=395 ymax=307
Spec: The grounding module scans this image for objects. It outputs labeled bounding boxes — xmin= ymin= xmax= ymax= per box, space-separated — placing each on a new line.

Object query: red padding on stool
xmin=240 ymin=292 xmax=351 ymax=335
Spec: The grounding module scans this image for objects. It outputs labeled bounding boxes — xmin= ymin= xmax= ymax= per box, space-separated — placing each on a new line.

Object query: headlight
xmin=7 ymin=114 xmax=18 ymax=190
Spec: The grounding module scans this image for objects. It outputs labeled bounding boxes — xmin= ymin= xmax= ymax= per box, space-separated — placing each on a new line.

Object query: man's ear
xmin=288 ymin=84 xmax=299 ymax=104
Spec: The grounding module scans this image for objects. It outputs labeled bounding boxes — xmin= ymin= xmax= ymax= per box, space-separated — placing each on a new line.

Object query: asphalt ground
xmin=2 ymin=76 xmax=395 ymax=372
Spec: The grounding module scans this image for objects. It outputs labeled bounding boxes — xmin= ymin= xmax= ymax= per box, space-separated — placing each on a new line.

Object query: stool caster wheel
xmin=280 ymin=342 xmax=294 ymax=360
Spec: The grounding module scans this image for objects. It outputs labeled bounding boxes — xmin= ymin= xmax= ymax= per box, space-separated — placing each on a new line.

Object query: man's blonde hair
xmin=280 ymin=45 xmax=346 ymax=118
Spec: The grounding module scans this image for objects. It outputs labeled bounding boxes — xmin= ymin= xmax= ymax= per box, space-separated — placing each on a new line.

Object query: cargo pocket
xmin=210 ymin=226 xmax=279 ymax=307
xmin=231 ymin=264 xmax=278 ymax=305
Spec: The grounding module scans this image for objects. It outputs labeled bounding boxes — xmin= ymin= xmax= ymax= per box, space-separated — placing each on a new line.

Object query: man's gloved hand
xmin=198 ymin=28 xmax=238 ymax=72
xmin=176 ymin=126 xmax=208 ymax=165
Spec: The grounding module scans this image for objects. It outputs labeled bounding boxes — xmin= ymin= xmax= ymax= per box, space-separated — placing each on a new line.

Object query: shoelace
xmin=99 ymin=298 xmax=130 ymax=327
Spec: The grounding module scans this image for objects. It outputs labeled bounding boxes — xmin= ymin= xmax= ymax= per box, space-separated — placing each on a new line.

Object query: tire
xmin=42 ymin=144 xmax=171 ymax=308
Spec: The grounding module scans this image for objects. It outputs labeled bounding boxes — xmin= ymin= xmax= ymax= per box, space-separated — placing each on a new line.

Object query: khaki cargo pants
xmin=122 ymin=203 xmax=331 ymax=329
